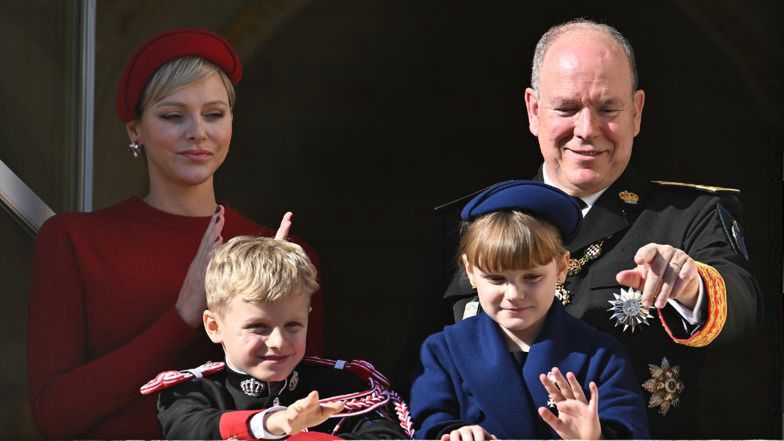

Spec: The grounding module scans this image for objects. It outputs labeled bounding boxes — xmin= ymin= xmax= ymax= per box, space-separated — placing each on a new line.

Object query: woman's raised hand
xmin=175 ymin=205 xmax=225 ymax=328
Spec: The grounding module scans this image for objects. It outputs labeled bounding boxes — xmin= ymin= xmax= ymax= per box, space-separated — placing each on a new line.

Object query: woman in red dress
xmin=27 ymin=29 xmax=323 ymax=439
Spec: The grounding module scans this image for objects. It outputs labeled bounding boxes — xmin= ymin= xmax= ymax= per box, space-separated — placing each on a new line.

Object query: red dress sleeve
xmin=27 ymin=215 xmax=200 ymax=438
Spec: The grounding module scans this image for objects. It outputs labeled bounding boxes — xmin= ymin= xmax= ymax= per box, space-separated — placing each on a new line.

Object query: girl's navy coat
xmin=410 ymin=302 xmax=649 ymax=439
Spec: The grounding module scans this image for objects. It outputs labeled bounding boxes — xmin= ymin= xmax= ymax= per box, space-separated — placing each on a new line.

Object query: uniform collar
xmin=224 ymin=361 xmax=299 ymax=400
xmin=535 ymin=164 xmax=651 ymax=252
xmin=541 ymin=165 xmax=607 ymax=216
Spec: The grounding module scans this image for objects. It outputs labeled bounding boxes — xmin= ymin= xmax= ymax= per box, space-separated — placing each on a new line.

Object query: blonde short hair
xmin=136 ymin=56 xmax=236 ymax=118
xmin=459 ymin=210 xmax=566 ymax=273
xmin=205 ymin=236 xmax=318 ymax=315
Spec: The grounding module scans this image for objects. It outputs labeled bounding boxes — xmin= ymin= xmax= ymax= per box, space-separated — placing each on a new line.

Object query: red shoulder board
xmin=140 ymin=361 xmax=225 ymax=395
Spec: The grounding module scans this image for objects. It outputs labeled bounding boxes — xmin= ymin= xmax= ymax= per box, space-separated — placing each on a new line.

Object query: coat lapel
xmin=444 ymin=313 xmax=535 ymax=437
xmin=444 ymin=304 xmax=599 ymax=438
xmin=522 ymin=303 xmax=594 ymax=422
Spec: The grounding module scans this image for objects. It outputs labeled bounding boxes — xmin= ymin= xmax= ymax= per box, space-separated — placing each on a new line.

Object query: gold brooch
xmin=557 ymin=238 xmax=611 ymax=305
xmin=618 ymin=190 xmax=639 ymax=204
xmin=642 ymin=357 xmax=684 ymax=416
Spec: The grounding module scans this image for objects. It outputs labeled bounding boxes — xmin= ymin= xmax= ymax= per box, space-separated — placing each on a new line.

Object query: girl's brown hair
xmin=459 ymin=210 xmax=566 ymax=273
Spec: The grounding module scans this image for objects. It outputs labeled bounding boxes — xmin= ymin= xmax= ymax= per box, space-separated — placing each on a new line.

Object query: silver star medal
xmin=607 ymin=287 xmax=653 ymax=333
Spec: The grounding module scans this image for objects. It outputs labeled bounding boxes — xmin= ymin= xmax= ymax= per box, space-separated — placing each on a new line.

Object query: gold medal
xmin=618 ymin=190 xmax=639 ymax=204
xmin=642 ymin=357 xmax=684 ymax=416
xmin=607 ymin=288 xmax=653 ymax=333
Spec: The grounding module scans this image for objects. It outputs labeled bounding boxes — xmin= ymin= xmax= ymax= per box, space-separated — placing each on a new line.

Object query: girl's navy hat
xmin=460 ymin=180 xmax=583 ymax=243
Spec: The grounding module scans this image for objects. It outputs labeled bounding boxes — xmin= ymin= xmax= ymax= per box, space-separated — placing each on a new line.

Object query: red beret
xmin=115 ymin=28 xmax=243 ymax=122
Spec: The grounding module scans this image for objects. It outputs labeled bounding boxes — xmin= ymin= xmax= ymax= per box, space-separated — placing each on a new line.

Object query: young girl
xmin=410 ymin=180 xmax=649 ymax=440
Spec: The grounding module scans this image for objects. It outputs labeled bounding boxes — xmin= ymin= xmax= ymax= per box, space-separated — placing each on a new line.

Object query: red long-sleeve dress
xmin=27 ymin=197 xmax=324 ymax=439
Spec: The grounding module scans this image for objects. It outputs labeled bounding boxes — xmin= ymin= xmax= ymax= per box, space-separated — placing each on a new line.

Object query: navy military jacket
xmin=155 ymin=361 xmax=408 ymax=440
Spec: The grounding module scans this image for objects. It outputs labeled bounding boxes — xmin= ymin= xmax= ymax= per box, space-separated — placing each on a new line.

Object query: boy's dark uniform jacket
xmin=419 ymin=165 xmax=761 ymax=439
xmin=149 ymin=360 xmax=408 ymax=439
xmin=410 ymin=302 xmax=650 ymax=440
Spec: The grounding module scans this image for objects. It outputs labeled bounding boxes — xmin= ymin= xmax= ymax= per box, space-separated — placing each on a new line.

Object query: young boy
xmin=141 ymin=236 xmax=412 ymax=439
xmin=410 ymin=181 xmax=649 ymax=440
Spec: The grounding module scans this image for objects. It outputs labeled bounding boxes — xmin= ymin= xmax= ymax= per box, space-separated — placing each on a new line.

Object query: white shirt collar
xmin=541 ymin=165 xmax=608 ymax=216
xmin=224 ymin=356 xmax=248 ymax=375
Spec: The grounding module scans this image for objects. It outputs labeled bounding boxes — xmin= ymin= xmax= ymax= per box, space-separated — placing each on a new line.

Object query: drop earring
xmin=128 ymin=141 xmax=143 ymax=159
xmin=555 ymin=282 xmax=570 ymax=306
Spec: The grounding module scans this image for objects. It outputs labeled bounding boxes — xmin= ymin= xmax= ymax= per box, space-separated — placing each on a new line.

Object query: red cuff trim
xmin=219 ymin=410 xmax=262 ymax=440
xmin=659 ymin=262 xmax=727 ymax=347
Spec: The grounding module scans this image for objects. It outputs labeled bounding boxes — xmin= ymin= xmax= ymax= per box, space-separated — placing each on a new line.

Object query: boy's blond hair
xmin=459 ymin=210 xmax=566 ymax=273
xmin=205 ymin=236 xmax=318 ymax=315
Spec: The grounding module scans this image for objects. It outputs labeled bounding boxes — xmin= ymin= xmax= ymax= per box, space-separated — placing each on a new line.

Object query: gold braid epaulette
xmin=659 ymin=262 xmax=727 ymax=347
xmin=651 ymin=180 xmax=740 ymax=193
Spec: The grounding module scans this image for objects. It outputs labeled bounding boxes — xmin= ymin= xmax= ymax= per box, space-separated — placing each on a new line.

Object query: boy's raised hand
xmin=265 ymin=391 xmax=344 ymax=436
xmin=440 ymin=425 xmax=497 ymax=441
xmin=275 ymin=211 xmax=293 ymax=240
xmin=537 ymin=368 xmax=601 ymax=440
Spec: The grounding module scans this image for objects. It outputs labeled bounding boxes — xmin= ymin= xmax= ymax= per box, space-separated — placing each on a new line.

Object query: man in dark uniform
xmin=411 ymin=18 xmax=761 ymax=439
